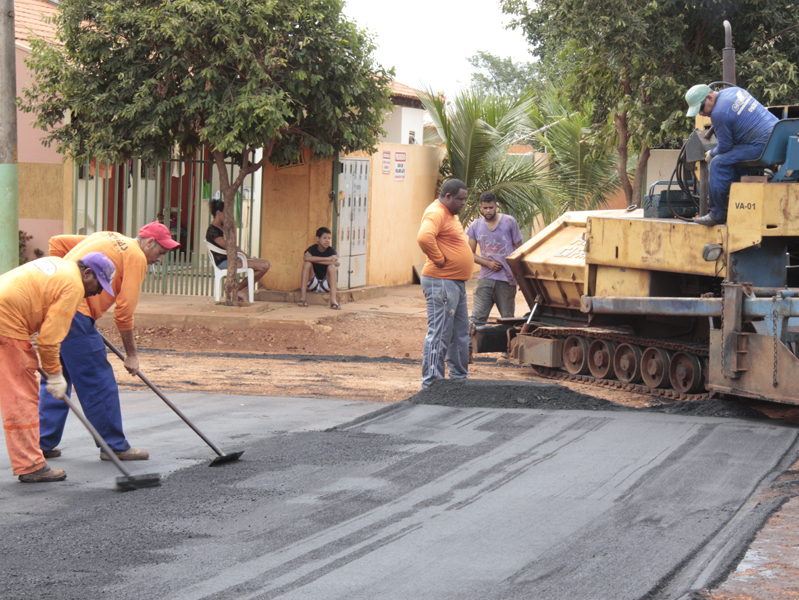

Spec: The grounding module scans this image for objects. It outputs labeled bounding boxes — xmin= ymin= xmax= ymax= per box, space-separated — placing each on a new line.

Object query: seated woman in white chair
xmin=205 ymin=200 xmax=270 ymax=302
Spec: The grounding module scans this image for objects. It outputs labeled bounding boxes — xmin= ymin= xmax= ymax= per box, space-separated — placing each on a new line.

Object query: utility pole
xmin=0 ymin=0 xmax=17 ymax=275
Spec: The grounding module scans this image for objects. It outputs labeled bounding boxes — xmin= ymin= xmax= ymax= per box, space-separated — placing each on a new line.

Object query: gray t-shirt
xmin=465 ymin=215 xmax=523 ymax=284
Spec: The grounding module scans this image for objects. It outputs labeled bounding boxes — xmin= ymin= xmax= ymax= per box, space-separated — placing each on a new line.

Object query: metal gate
xmin=337 ymin=158 xmax=369 ymax=289
xmin=73 ymin=151 xmax=263 ymax=295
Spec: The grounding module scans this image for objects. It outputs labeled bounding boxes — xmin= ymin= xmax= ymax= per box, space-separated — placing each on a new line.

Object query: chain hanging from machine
xmin=772 ymin=295 xmax=780 ymax=387
xmin=720 ymin=285 xmax=725 ymax=377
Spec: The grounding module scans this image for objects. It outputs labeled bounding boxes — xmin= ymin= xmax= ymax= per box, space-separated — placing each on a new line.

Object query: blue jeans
xmin=39 ymin=313 xmax=131 ymax=453
xmin=421 ymin=275 xmax=469 ymax=390
xmin=470 ymin=278 xmax=517 ymax=326
xmin=708 ymin=143 xmax=765 ymax=222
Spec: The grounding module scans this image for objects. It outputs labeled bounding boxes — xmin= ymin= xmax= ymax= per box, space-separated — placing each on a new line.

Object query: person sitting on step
xmin=298 ymin=227 xmax=340 ymax=309
xmin=206 ymin=199 xmax=270 ymax=302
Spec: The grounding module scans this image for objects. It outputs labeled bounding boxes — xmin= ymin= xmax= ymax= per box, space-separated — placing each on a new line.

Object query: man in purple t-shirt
xmin=465 ymin=192 xmax=524 ymax=339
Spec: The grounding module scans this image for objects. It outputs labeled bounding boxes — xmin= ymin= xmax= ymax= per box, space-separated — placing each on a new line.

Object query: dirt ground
xmin=98 ymin=312 xmax=658 ymax=407
xmin=97 ymin=311 xmax=799 ymax=600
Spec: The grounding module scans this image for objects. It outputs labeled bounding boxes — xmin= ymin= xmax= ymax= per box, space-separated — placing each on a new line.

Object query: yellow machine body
xmin=505 ymin=179 xmax=799 ymax=404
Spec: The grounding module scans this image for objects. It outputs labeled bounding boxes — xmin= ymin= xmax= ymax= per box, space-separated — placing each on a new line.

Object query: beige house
xmin=261 ymin=82 xmax=443 ymax=293
xmin=14 ymin=2 xmax=443 ymax=294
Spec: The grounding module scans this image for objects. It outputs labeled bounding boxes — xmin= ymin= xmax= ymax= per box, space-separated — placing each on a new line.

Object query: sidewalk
xmin=99 ymin=280 xmax=524 ymax=331
xmin=102 ymin=283 xmax=430 ymax=331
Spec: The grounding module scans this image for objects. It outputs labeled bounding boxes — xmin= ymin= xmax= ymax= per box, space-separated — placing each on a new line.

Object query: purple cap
xmin=81 ymin=252 xmax=116 ymax=297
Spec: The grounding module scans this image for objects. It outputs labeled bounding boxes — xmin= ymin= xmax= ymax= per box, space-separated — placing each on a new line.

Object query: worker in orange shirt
xmin=416 ymin=179 xmax=475 ymax=389
xmin=38 ymin=222 xmax=179 ymax=462
xmin=0 ymin=253 xmax=115 ymax=482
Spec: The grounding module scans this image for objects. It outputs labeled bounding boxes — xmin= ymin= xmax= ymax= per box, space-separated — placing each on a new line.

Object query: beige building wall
xmin=259 ymin=148 xmax=335 ymax=292
xmin=345 ymin=143 xmax=444 ymax=288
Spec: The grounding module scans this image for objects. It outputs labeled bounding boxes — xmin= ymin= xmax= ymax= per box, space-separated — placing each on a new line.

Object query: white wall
xmin=645 ymin=150 xmax=681 ymax=195
xmin=379 ymin=106 xmax=426 ymax=146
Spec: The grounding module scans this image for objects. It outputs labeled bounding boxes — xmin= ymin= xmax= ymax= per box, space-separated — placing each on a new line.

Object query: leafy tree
xmin=20 ymin=0 xmax=392 ymax=303
xmin=501 ymin=0 xmax=799 ymax=206
xmin=420 ymin=88 xmax=557 ymax=227
xmin=467 ymin=51 xmax=538 ymax=99
xmin=528 ymin=91 xmax=621 ymax=214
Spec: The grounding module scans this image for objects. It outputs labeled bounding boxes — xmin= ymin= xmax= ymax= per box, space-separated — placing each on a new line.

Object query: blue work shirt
xmin=710 ymin=87 xmax=778 ymax=157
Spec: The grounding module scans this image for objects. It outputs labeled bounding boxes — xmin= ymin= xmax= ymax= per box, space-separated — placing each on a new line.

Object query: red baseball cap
xmin=139 ymin=222 xmax=180 ymax=249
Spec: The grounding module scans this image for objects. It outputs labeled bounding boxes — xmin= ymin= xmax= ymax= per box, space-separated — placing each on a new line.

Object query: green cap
xmin=685 ymin=84 xmax=712 ymax=117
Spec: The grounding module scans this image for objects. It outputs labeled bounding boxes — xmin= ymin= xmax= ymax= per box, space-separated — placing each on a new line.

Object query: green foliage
xmin=501 ymin=0 xmax=799 ymax=201
xmin=20 ymin=0 xmax=393 ymax=169
xmin=529 ymin=92 xmax=621 ymax=214
xmin=421 ymin=88 xmax=557 ymax=227
xmin=423 ymin=85 xmax=621 ymax=227
xmin=19 ymin=231 xmax=32 ymax=265
xmin=467 ymin=51 xmax=538 ymax=99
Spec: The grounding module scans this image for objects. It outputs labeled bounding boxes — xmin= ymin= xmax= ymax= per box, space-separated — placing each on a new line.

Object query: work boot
xmin=18 ymin=465 xmax=67 ymax=483
xmin=42 ymin=448 xmax=61 ymax=459
xmin=693 ymin=214 xmax=725 ymax=226
xmin=100 ymin=447 xmax=149 ymax=461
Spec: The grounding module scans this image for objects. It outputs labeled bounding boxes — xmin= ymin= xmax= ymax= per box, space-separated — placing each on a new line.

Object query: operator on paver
xmin=417 ymin=178 xmax=475 ymax=390
xmin=38 ymin=222 xmax=179 ymax=462
xmin=685 ymin=83 xmax=778 ymax=226
xmin=0 ymin=253 xmax=115 ymax=482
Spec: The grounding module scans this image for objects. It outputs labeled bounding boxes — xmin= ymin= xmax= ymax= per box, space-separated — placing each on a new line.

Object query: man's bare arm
xmin=304 ymin=253 xmax=339 ymax=265
xmin=213 ymin=235 xmax=249 ymax=258
xmin=469 ymin=237 xmax=502 ymax=271
xmin=118 ymin=329 xmax=139 ymax=375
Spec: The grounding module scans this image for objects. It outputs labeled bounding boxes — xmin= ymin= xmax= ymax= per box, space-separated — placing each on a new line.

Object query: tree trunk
xmin=614 ymin=110 xmax=633 ymax=206
xmin=632 ymin=144 xmax=651 ymax=209
xmin=209 ymin=145 xmax=272 ymax=305
xmin=211 ymin=150 xmax=240 ymax=305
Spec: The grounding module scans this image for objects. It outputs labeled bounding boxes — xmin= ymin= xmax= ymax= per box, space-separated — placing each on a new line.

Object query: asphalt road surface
xmin=0 ymin=381 xmax=797 ymax=600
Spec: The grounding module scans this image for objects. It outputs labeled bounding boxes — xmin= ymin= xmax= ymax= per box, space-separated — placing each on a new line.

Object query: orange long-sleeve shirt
xmin=0 ymin=257 xmax=84 ymax=373
xmin=50 ymin=232 xmax=147 ymax=331
xmin=417 ymin=201 xmax=474 ymax=281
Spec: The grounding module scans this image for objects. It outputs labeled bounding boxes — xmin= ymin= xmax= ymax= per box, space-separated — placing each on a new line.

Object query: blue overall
xmin=38 ymin=312 xmax=131 ymax=453
xmin=708 ymin=87 xmax=778 ymax=222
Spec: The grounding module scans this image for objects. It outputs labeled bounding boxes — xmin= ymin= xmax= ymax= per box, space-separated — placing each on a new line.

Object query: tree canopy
xmin=21 ymin=0 xmax=393 ymax=302
xmin=467 ymin=51 xmax=538 ymax=99
xmin=501 ymin=0 xmax=799 ymax=205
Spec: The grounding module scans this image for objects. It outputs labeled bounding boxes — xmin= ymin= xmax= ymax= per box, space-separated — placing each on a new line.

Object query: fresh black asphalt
xmin=0 ymin=380 xmax=796 ymax=600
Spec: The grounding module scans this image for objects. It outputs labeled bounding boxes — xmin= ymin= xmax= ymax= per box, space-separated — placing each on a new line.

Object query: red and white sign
xmin=394 ymin=152 xmax=406 ymax=181
xmin=382 ymin=151 xmax=391 ymax=174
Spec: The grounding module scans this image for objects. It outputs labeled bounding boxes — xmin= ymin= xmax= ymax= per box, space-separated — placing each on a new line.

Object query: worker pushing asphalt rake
xmin=38 ymin=368 xmax=161 ymax=491
xmin=100 ymin=334 xmax=244 ymax=466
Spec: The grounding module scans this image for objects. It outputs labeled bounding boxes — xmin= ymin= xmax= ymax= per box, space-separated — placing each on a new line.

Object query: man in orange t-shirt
xmin=416 ymin=179 xmax=475 ymax=389
xmin=0 ymin=253 xmax=114 ymax=482
xmin=39 ymin=223 xmax=178 ymax=462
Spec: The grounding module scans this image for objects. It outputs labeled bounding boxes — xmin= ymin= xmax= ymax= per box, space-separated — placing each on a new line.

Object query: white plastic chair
xmin=205 ymin=241 xmax=254 ymax=303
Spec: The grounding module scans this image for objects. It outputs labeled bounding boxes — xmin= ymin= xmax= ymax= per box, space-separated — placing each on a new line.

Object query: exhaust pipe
xmin=722 ymin=20 xmax=736 ymax=87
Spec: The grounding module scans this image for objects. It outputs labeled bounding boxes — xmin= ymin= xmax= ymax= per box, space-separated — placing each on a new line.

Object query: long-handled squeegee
xmin=101 ymin=334 xmax=244 ymax=466
xmin=38 ymin=368 xmax=161 ymax=491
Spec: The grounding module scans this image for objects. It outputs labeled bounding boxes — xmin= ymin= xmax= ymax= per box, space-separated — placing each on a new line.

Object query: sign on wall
xmin=382 ymin=151 xmax=391 ymax=174
xmin=394 ymin=152 xmax=406 ymax=181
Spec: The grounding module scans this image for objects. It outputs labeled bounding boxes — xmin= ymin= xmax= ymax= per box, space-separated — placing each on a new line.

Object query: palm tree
xmin=526 ymin=91 xmax=621 ymax=215
xmin=419 ymin=88 xmax=558 ymax=228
